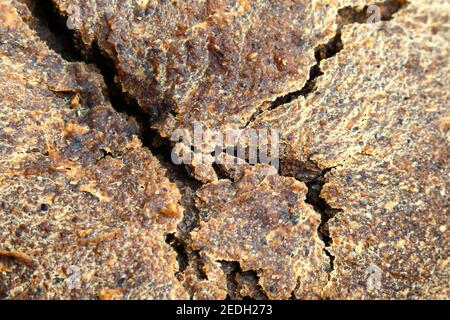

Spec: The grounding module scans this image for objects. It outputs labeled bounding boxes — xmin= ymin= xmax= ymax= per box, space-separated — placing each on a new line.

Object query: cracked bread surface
xmin=0 ymin=0 xmax=448 ymax=300
xmin=189 ymin=165 xmax=328 ymax=299
xmin=52 ymin=0 xmax=376 ymax=134
xmin=0 ymin=0 xmax=187 ymax=299
xmin=251 ymin=0 xmax=450 ymax=299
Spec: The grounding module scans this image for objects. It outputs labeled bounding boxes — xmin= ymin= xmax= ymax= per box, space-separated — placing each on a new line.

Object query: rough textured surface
xmin=251 ymin=0 xmax=450 ymax=299
xmin=0 ymin=1 xmax=187 ymax=299
xmin=1 ymin=0 xmax=449 ymax=301
xmin=53 ymin=0 xmax=419 ymax=185
xmin=181 ymin=252 xmax=229 ymax=300
xmin=53 ymin=0 xmax=374 ymax=136
xmin=189 ymin=165 xmax=329 ymax=299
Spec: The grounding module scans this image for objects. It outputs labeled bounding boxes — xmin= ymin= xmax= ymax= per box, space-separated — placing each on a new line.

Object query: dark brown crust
xmin=189 ymin=165 xmax=328 ymax=299
xmin=0 ymin=1 xmax=187 ymax=300
xmin=0 ymin=0 xmax=448 ymax=300
xmin=251 ymin=0 xmax=450 ymax=299
xmin=52 ymin=0 xmax=376 ymax=134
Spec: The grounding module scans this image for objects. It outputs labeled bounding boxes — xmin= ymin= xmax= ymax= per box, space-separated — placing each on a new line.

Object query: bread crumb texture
xmin=0 ymin=0 xmax=448 ymax=299
xmin=0 ymin=0 xmax=187 ymax=299
xmin=252 ymin=0 xmax=450 ymax=299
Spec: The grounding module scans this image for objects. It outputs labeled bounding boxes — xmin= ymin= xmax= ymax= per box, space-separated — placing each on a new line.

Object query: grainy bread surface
xmin=190 ymin=165 xmax=328 ymax=299
xmin=0 ymin=0 xmax=448 ymax=300
xmin=0 ymin=0 xmax=187 ymax=299
xmin=251 ymin=0 xmax=450 ymax=299
xmin=53 ymin=0 xmax=375 ymax=134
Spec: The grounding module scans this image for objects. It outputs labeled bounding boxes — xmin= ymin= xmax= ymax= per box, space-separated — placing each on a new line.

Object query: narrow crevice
xmin=243 ymin=33 xmax=342 ymax=128
xmin=219 ymin=261 xmax=268 ymax=300
xmin=31 ymin=0 xmax=197 ymax=184
xmin=301 ymin=0 xmax=408 ymax=281
xmin=189 ymin=251 xmax=209 ymax=281
xmin=179 ymin=250 xmax=209 ymax=301
xmin=149 ymin=129 xmax=197 ymax=181
xmin=269 ymin=44 xmax=329 ymax=109
xmin=87 ymin=42 xmax=206 ymax=186
xmin=304 ymin=168 xmax=341 ymax=276
xmin=248 ymin=0 xmax=409 ymax=280
xmin=243 ymin=55 xmax=323 ymax=129
xmin=165 ymin=233 xmax=189 ymax=277
xmin=26 ymin=1 xmax=151 ymax=131
xmin=279 ymin=158 xmax=324 ymax=184
xmin=219 ymin=261 xmax=240 ymax=300
xmin=23 ymin=1 xmax=164 ymax=160
xmin=165 ymin=234 xmax=214 ymax=299
xmin=87 ymin=42 xmax=159 ymax=149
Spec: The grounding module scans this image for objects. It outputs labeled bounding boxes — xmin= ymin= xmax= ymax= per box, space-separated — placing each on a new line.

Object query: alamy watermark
xmin=367 ymin=5 xmax=382 ymax=26
xmin=170 ymin=122 xmax=280 ymax=171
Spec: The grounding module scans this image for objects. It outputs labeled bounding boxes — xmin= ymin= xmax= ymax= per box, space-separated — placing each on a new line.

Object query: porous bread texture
xmin=0 ymin=0 xmax=187 ymax=300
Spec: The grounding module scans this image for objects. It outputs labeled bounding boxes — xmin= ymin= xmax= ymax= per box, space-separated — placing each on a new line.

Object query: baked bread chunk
xmin=251 ymin=0 xmax=449 ymax=299
xmin=190 ymin=165 xmax=328 ymax=299
xmin=0 ymin=0 xmax=187 ymax=299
